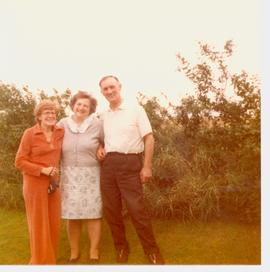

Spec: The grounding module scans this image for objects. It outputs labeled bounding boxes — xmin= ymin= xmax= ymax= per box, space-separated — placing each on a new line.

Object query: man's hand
xmin=96 ymin=145 xmax=106 ymax=161
xmin=140 ymin=167 xmax=152 ymax=183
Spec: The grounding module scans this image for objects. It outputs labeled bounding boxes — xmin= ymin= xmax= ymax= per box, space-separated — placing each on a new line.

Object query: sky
xmin=0 ymin=0 xmax=260 ymax=111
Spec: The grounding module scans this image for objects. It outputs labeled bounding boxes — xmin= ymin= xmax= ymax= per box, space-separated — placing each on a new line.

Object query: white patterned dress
xmin=58 ymin=115 xmax=103 ymax=219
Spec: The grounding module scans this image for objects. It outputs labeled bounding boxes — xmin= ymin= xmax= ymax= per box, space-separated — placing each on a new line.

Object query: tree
xmin=142 ymin=41 xmax=260 ymax=222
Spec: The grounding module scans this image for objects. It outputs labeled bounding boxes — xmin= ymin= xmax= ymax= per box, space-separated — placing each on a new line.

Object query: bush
xmin=0 ymin=179 xmax=24 ymax=210
xmin=142 ymin=41 xmax=260 ymax=223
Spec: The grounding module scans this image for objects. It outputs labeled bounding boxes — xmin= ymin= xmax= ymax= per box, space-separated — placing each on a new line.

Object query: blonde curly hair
xmin=33 ymin=99 xmax=59 ymax=123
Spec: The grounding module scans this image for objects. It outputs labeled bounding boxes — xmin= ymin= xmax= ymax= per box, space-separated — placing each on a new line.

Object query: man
xmin=97 ymin=75 xmax=165 ymax=264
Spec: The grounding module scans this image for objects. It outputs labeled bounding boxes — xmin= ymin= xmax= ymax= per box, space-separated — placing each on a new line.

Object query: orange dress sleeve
xmin=15 ymin=128 xmax=43 ymax=177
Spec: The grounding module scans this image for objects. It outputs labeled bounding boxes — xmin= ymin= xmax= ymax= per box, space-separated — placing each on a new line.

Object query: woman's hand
xmin=41 ymin=166 xmax=58 ymax=176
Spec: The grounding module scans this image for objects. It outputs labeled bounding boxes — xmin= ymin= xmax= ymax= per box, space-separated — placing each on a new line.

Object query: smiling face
xmin=72 ymin=98 xmax=91 ymax=120
xmin=100 ymin=77 xmax=122 ymax=107
xmin=38 ymin=109 xmax=57 ymax=127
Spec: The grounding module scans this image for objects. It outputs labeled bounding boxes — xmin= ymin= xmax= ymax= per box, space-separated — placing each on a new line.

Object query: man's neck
xmin=109 ymin=98 xmax=122 ymax=111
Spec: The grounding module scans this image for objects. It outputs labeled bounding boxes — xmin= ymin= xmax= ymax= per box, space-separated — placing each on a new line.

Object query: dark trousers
xmin=100 ymin=152 xmax=159 ymax=254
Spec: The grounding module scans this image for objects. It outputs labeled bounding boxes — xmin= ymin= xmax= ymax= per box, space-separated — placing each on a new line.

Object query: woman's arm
xmin=15 ymin=129 xmax=46 ymax=176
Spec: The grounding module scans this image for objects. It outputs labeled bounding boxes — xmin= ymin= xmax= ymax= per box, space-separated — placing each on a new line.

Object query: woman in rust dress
xmin=15 ymin=100 xmax=64 ymax=264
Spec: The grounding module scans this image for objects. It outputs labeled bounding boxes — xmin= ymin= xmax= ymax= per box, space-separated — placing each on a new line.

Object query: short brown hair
xmin=99 ymin=75 xmax=120 ymax=87
xmin=34 ymin=99 xmax=59 ymax=123
xmin=69 ymin=91 xmax=97 ymax=115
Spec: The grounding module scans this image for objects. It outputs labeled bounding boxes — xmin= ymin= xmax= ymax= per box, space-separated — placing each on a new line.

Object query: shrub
xmin=142 ymin=41 xmax=260 ymax=222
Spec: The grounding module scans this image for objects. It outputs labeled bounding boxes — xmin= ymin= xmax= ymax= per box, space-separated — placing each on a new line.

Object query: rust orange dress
xmin=15 ymin=123 xmax=64 ymax=264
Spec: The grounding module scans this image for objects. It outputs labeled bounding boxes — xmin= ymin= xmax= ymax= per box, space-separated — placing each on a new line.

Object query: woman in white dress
xmin=58 ymin=91 xmax=103 ymax=263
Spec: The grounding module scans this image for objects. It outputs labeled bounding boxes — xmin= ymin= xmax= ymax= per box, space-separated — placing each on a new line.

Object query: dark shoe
xmin=68 ymin=254 xmax=80 ymax=264
xmin=89 ymin=256 xmax=100 ymax=264
xmin=147 ymin=252 xmax=165 ymax=265
xmin=116 ymin=248 xmax=129 ymax=263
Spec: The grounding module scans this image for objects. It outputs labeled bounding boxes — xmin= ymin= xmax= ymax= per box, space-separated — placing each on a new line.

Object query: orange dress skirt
xmin=15 ymin=124 xmax=64 ymax=264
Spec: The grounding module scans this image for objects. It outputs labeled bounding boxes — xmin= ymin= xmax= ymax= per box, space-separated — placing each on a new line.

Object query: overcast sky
xmin=0 ymin=0 xmax=260 ymax=111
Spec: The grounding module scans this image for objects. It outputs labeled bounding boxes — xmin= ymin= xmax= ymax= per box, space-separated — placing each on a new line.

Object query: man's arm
xmin=140 ymin=133 xmax=154 ymax=183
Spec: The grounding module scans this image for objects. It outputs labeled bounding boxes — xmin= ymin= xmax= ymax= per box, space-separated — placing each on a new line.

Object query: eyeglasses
xmin=42 ymin=111 xmax=56 ymax=116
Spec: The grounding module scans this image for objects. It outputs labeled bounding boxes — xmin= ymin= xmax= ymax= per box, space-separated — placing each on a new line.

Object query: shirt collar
xmin=107 ymin=99 xmax=127 ymax=112
xmin=33 ymin=123 xmax=61 ymax=134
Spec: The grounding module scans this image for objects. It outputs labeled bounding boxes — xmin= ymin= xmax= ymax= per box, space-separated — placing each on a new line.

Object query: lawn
xmin=0 ymin=207 xmax=260 ymax=265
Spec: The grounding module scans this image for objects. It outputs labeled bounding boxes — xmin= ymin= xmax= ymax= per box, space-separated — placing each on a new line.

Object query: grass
xmin=0 ymin=207 xmax=260 ymax=265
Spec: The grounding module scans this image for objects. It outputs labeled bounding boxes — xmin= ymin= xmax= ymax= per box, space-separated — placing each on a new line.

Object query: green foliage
xmin=38 ymin=88 xmax=72 ymax=120
xmin=0 ymin=85 xmax=36 ymax=184
xmin=142 ymin=40 xmax=260 ymax=223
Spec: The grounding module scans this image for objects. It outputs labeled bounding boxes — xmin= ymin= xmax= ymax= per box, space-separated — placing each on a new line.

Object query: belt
xmin=106 ymin=152 xmax=142 ymax=156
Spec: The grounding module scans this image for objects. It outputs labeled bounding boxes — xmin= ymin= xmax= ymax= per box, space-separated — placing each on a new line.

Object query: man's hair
xmin=99 ymin=75 xmax=120 ymax=87
xmin=69 ymin=91 xmax=97 ymax=114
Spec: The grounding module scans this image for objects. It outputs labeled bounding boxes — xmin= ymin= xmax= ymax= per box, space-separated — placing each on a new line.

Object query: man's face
xmin=100 ymin=77 xmax=121 ymax=105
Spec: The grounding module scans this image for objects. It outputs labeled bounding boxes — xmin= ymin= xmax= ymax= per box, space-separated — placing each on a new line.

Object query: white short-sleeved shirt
xmin=101 ymin=100 xmax=152 ymax=154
